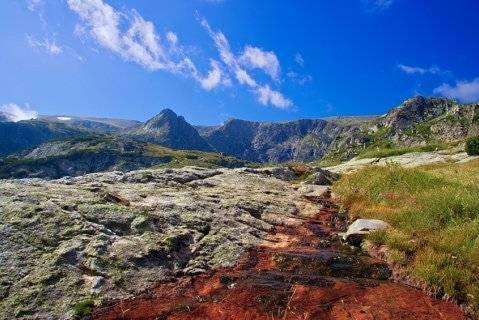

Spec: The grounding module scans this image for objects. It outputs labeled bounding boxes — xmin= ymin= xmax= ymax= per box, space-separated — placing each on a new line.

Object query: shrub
xmin=465 ymin=136 xmax=479 ymax=155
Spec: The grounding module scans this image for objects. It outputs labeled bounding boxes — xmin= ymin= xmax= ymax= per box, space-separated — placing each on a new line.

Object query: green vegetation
xmin=465 ymin=136 xmax=479 ymax=156
xmin=311 ymin=151 xmax=348 ymax=167
xmin=333 ymin=160 xmax=479 ymax=308
xmin=145 ymin=144 xmax=251 ymax=169
xmin=73 ymin=300 xmax=95 ymax=317
xmin=0 ymin=136 xmax=252 ymax=179
xmin=356 ymin=142 xmax=457 ymax=159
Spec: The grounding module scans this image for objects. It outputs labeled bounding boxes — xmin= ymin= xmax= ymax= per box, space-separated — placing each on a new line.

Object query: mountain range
xmin=1 ymin=96 xmax=478 ymax=178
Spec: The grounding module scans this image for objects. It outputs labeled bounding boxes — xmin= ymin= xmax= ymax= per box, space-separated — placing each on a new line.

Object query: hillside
xmin=194 ymin=97 xmax=478 ymax=163
xmin=0 ymin=136 xmax=250 ymax=179
xmin=0 ymin=120 xmax=89 ymax=156
xmin=39 ymin=115 xmax=140 ymax=133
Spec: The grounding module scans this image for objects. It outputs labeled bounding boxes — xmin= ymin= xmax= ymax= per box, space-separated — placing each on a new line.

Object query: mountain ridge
xmin=1 ymin=96 xmax=478 ymax=166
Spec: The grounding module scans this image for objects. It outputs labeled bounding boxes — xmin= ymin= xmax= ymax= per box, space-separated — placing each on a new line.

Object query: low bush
xmin=465 ymin=136 xmax=479 ymax=155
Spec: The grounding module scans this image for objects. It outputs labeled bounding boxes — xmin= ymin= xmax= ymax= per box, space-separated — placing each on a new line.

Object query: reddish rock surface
xmin=93 ymin=192 xmax=465 ymax=320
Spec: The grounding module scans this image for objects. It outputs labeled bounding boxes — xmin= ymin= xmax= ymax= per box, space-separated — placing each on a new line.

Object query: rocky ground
xmin=93 ymin=190 xmax=464 ymax=320
xmin=0 ymin=166 xmax=467 ymax=319
xmin=0 ymin=166 xmax=315 ymax=319
xmin=326 ymin=149 xmax=479 ymax=173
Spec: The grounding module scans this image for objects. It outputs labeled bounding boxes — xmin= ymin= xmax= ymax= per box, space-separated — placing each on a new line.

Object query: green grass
xmin=73 ymin=300 xmax=95 ymax=317
xmin=333 ymin=159 xmax=479 ymax=308
xmin=356 ymin=142 xmax=459 ymax=159
xmin=145 ymin=144 xmax=251 ymax=169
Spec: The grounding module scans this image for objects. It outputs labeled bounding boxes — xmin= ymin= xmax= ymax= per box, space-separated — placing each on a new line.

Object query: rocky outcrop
xmin=0 ymin=167 xmax=310 ymax=319
xmin=326 ymin=149 xmax=478 ymax=173
xmin=383 ymin=96 xmax=457 ymax=134
xmin=125 ymin=109 xmax=213 ymax=152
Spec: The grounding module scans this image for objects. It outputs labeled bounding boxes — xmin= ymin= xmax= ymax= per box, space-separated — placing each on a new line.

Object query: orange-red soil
xmin=93 ymin=192 xmax=465 ymax=320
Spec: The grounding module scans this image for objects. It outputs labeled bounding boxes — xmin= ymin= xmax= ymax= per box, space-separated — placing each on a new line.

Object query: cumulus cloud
xmin=398 ymin=64 xmax=440 ymax=75
xmin=239 ymin=46 xmax=280 ymax=81
xmin=0 ymin=104 xmax=38 ymax=122
xmin=433 ymin=78 xmax=479 ymax=103
xmin=27 ymin=35 xmax=63 ymax=55
xmin=255 ymin=85 xmax=292 ymax=109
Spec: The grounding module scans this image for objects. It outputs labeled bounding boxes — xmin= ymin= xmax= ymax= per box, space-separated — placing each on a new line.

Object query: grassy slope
xmin=333 ymin=159 xmax=479 ymax=309
xmin=0 ymin=136 xmax=251 ymax=179
xmin=144 ymin=144 xmax=250 ymax=169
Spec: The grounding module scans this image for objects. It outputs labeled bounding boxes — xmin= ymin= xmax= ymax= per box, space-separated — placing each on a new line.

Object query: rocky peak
xmin=143 ymin=108 xmax=182 ymax=130
xmin=383 ymin=96 xmax=457 ymax=132
xmin=125 ymin=109 xmax=213 ymax=151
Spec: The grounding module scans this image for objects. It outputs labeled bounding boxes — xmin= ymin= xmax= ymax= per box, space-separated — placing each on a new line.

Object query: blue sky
xmin=1 ymin=0 xmax=478 ymax=125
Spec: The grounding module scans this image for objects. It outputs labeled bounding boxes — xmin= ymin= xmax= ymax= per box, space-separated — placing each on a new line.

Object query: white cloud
xmin=398 ymin=64 xmax=440 ymax=75
xmin=295 ymin=53 xmax=304 ymax=67
xmin=0 ymin=104 xmax=38 ymax=122
xmin=235 ymin=68 xmax=257 ymax=87
xmin=57 ymin=117 xmax=72 ymax=121
xmin=362 ymin=0 xmax=394 ymax=11
xmin=433 ymin=78 xmax=479 ymax=103
xmin=200 ymin=18 xmax=292 ymax=108
xmin=200 ymin=18 xmax=236 ymax=67
xmin=255 ymin=85 xmax=292 ymax=109
xmin=200 ymin=60 xmax=223 ymax=90
xmin=27 ymin=0 xmax=43 ymax=12
xmin=287 ymin=71 xmax=312 ymax=85
xmin=166 ymin=32 xmax=178 ymax=45
xmin=239 ymin=46 xmax=280 ymax=81
xmin=67 ymin=1 xmax=292 ymax=108
xmin=27 ymin=35 xmax=63 ymax=55
xmin=68 ymin=0 xmax=222 ymax=90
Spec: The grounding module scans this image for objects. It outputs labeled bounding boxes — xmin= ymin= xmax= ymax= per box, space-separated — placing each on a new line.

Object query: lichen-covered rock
xmin=0 ymin=167 xmax=313 ymax=319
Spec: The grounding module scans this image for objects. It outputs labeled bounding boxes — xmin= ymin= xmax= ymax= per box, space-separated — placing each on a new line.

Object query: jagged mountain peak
xmin=125 ymin=109 xmax=213 ymax=151
xmin=384 ymin=96 xmax=457 ymax=131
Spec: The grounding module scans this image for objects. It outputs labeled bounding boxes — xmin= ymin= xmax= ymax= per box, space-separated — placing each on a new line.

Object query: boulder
xmin=343 ymin=219 xmax=390 ymax=246
xmin=305 ymin=168 xmax=340 ymax=185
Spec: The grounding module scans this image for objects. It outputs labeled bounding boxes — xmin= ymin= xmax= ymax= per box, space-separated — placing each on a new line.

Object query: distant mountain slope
xmin=199 ymin=118 xmax=368 ymax=163
xmin=0 ymin=120 xmax=88 ymax=156
xmin=39 ymin=115 xmax=141 ymax=133
xmin=198 ymin=97 xmax=479 ymax=163
xmin=124 ymin=109 xmax=213 ymax=151
xmin=0 ymin=136 xmax=250 ymax=179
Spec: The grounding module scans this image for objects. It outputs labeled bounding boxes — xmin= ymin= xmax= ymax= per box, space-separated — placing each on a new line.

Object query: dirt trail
xmin=93 ymin=190 xmax=465 ymax=320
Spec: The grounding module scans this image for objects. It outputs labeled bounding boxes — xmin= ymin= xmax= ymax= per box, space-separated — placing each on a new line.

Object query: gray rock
xmin=0 ymin=166 xmax=311 ymax=319
xmin=343 ymin=219 xmax=390 ymax=245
